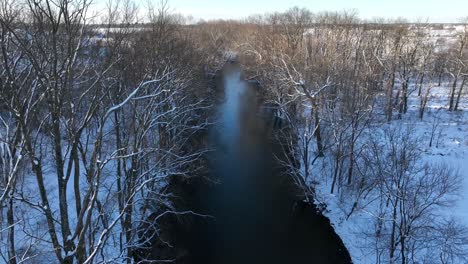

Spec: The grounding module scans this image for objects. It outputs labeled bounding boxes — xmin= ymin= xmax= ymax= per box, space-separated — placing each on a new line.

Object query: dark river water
xmin=144 ymin=63 xmax=352 ymax=263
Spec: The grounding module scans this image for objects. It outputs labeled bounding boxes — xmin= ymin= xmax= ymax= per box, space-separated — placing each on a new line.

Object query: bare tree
xmin=365 ymin=126 xmax=463 ymax=264
xmin=448 ymin=22 xmax=468 ymax=111
xmin=0 ymin=0 xmax=212 ymax=262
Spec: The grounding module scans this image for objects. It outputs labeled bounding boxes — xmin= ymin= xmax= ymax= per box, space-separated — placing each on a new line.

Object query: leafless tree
xmin=448 ymin=22 xmax=468 ymax=111
xmin=365 ymin=126 xmax=463 ymax=264
xmin=0 ymin=0 xmax=212 ymax=262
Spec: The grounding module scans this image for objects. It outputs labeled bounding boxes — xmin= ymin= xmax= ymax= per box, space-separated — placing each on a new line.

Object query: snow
xmin=311 ymin=82 xmax=468 ymax=263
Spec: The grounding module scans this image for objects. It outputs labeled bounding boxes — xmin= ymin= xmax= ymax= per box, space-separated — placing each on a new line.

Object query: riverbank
xmin=142 ymin=62 xmax=352 ymax=263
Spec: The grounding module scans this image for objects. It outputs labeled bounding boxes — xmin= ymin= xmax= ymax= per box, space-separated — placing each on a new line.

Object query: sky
xmin=93 ymin=0 xmax=468 ymax=23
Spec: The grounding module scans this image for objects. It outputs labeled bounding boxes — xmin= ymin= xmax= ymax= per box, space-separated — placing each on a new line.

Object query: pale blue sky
xmin=94 ymin=0 xmax=468 ymax=23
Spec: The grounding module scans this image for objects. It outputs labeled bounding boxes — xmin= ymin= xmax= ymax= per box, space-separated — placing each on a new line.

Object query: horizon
xmin=91 ymin=0 xmax=468 ymax=23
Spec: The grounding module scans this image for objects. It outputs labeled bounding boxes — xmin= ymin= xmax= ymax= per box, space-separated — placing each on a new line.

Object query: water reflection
xmin=188 ymin=63 xmax=352 ymax=264
xmin=138 ymin=62 xmax=351 ymax=264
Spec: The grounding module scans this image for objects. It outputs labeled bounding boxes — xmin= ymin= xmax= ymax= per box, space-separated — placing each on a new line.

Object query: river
xmin=144 ymin=62 xmax=352 ymax=263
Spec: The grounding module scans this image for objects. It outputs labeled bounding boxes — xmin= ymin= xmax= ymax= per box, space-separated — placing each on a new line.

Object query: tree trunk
xmin=420 ymin=85 xmax=432 ymax=120
xmin=449 ymin=77 xmax=458 ymax=111
xmin=386 ymin=71 xmax=396 ymax=122
xmin=389 ymin=200 xmax=398 ymax=264
xmin=7 ymin=197 xmax=17 ymax=264
xmin=72 ymin=144 xmax=82 ymax=219
xmin=330 ymin=156 xmax=340 ymax=194
xmin=400 ymin=229 xmax=406 ymax=264
xmin=51 ymin=115 xmax=74 ymax=262
xmin=403 ymin=82 xmax=408 ymax=114
xmin=311 ymin=98 xmax=324 ymax=157
xmin=114 ymin=111 xmax=126 ymax=257
xmin=417 ymin=73 xmax=425 ymax=96
xmin=27 ymin=149 xmax=63 ymax=262
xmin=398 ymin=82 xmax=408 ymax=119
xmin=347 ymin=123 xmax=356 ymax=185
xmin=73 ymin=144 xmax=86 ymax=264
xmin=454 ymin=77 xmax=466 ymax=111
xmin=303 ymin=137 xmax=310 ymax=181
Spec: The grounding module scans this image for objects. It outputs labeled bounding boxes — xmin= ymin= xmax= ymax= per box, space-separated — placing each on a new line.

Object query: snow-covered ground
xmin=313 ymin=84 xmax=468 ymax=263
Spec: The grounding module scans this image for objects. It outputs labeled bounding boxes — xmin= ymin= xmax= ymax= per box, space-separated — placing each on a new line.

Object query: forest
xmin=0 ymin=0 xmax=467 ymax=263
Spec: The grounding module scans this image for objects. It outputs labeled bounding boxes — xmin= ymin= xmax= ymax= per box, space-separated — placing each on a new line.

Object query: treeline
xmin=194 ymin=7 xmax=468 ymax=264
xmin=231 ymin=7 xmax=467 ymax=264
xmin=0 ymin=0 xmax=223 ymax=263
xmin=0 ymin=1 xmax=467 ymax=263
